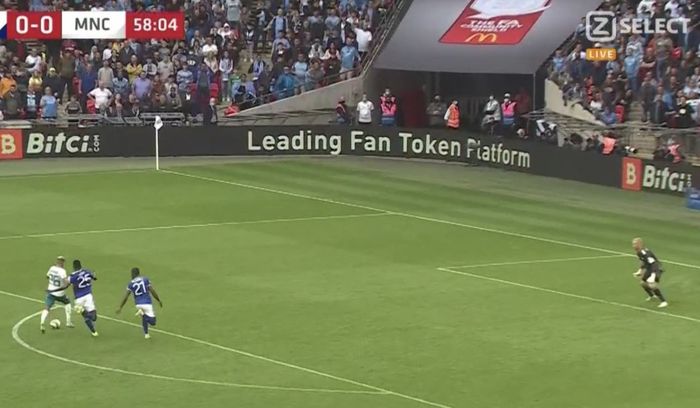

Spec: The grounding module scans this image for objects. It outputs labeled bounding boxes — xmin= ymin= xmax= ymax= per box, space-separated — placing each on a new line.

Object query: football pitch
xmin=2 ymin=157 xmax=700 ymax=408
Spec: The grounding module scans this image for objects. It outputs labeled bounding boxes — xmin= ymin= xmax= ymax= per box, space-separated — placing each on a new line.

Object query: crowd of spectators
xmin=549 ymin=0 xmax=700 ymax=128
xmin=0 ymin=0 xmax=395 ymax=122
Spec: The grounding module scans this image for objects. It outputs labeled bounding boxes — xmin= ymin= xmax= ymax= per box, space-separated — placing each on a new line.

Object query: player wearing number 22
xmin=41 ymin=256 xmax=73 ymax=333
xmin=632 ymin=237 xmax=668 ymax=308
xmin=116 ymin=267 xmax=163 ymax=339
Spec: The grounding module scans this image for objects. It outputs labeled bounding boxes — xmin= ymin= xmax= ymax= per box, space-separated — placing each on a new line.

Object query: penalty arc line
xmin=11 ymin=311 xmax=387 ymax=396
xmin=0 ymin=212 xmax=393 ymax=241
xmin=435 ymin=267 xmax=700 ymax=325
xmin=0 ymin=290 xmax=452 ymax=408
xmin=161 ymin=170 xmax=700 ymax=272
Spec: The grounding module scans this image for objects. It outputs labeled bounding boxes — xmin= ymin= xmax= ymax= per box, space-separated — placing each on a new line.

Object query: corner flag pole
xmin=154 ymin=116 xmax=163 ymax=171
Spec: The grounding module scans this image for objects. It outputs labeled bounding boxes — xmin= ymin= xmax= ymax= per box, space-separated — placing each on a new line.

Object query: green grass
xmin=2 ymin=158 xmax=700 ymax=408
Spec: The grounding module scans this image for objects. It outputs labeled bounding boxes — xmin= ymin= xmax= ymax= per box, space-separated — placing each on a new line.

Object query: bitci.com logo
xmin=25 ymin=132 xmax=101 ymax=156
xmin=585 ymin=11 xmax=689 ymax=61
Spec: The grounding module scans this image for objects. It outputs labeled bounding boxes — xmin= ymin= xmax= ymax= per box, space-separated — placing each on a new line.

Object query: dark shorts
xmin=642 ymin=271 xmax=661 ymax=283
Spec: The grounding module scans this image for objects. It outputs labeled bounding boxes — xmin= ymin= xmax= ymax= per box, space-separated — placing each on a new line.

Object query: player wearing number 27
xmin=116 ymin=267 xmax=163 ymax=339
xmin=41 ymin=256 xmax=73 ymax=333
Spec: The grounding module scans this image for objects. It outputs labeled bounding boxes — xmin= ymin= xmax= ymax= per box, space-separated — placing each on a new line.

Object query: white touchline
xmin=12 ymin=311 xmax=387 ymax=396
xmin=436 ymin=267 xmax=700 ymax=324
xmin=442 ymin=254 xmax=627 ymax=270
xmin=0 ymin=212 xmax=392 ymax=241
xmin=0 ymin=290 xmax=452 ymax=408
xmin=161 ymin=170 xmax=700 ymax=271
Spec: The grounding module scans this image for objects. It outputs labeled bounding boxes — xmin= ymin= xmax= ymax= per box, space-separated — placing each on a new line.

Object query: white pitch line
xmin=0 ymin=169 xmax=153 ymax=180
xmin=442 ymin=254 xmax=627 ymax=270
xmin=436 ymin=267 xmax=700 ymax=324
xmin=162 ymin=170 xmax=700 ymax=271
xmin=12 ymin=311 xmax=386 ymax=396
xmin=0 ymin=212 xmax=392 ymax=241
xmin=0 ymin=290 xmax=452 ymax=408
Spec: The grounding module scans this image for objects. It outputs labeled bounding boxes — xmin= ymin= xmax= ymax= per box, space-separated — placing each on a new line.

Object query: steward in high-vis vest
xmin=444 ymin=100 xmax=460 ymax=129
xmin=601 ymin=135 xmax=617 ymax=155
xmin=501 ymin=93 xmax=517 ymax=127
xmin=668 ymin=143 xmax=683 ymax=163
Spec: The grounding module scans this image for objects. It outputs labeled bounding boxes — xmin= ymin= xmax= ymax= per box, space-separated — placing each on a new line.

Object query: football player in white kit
xmin=41 ymin=256 xmax=73 ymax=333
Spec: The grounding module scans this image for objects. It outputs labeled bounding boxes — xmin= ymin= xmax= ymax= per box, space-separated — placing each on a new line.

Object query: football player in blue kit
xmin=116 ymin=267 xmax=163 ymax=339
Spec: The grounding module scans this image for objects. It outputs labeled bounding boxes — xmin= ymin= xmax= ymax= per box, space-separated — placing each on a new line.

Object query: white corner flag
xmin=154 ymin=116 xmax=163 ymax=171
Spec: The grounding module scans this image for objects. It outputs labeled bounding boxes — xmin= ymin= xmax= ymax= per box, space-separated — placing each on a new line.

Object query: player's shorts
xmin=45 ymin=294 xmax=70 ymax=308
xmin=643 ymin=272 xmax=661 ymax=283
xmin=74 ymin=294 xmax=96 ymax=313
xmin=136 ymin=303 xmax=155 ymax=317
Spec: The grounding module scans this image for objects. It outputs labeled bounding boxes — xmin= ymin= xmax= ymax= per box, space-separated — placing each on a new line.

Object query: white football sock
xmin=64 ymin=304 xmax=72 ymax=324
xmin=40 ymin=309 xmax=49 ymax=325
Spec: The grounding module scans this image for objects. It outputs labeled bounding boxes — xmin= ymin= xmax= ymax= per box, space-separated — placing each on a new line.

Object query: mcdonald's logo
xmin=464 ymin=33 xmax=498 ymax=43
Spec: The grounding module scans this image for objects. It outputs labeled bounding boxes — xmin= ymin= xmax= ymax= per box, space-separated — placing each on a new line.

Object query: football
xmin=49 ymin=319 xmax=61 ymax=329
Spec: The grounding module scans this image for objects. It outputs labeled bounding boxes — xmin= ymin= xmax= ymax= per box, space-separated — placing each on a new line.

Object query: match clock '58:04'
xmin=125 ymin=12 xmax=184 ymax=40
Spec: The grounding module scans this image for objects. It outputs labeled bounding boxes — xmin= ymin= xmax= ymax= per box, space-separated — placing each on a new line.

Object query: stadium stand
xmin=0 ymin=0 xmax=399 ymax=124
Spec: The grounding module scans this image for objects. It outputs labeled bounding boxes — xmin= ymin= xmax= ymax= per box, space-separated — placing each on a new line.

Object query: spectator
xmin=203 ymin=97 xmax=219 ymax=125
xmin=25 ymin=48 xmax=43 ymax=74
xmin=305 ymin=60 xmax=325 ymax=90
xmin=275 ymin=66 xmax=296 ymax=99
xmin=2 ymin=84 xmax=21 ymax=119
xmin=88 ymin=82 xmax=113 ymax=112
xmin=40 ymin=86 xmax=58 ymax=119
xmin=292 ymin=54 xmax=309 ymax=90
xmin=426 ymin=95 xmax=447 ymax=127
xmin=249 ymin=54 xmax=267 ymax=80
xmin=78 ymin=63 xmax=97 ymax=110
xmin=624 ymin=51 xmax=640 ymax=94
xmin=336 ymin=97 xmax=351 ymax=124
xmin=339 ymin=37 xmax=360 ymax=80
xmin=113 ymin=70 xmax=130 ymax=100
xmin=144 ymin=57 xmax=158 ymax=78
xmin=65 ymin=95 xmax=82 ymax=115
xmin=356 ymin=94 xmax=374 ymax=125
xmin=354 ymin=21 xmax=373 ymax=59
xmin=98 ymin=60 xmax=114 ymax=90
xmin=219 ymin=51 xmax=233 ymax=102
xmin=0 ymin=71 xmax=17 ymax=97
xmin=28 ymin=71 xmax=43 ymax=94
xmin=126 ymin=55 xmax=143 ymax=83
xmin=44 ymin=68 xmax=64 ymax=103
xmin=380 ymin=88 xmax=397 ymax=126
xmin=165 ymin=86 xmax=182 ymax=111
xmin=133 ymin=71 xmax=152 ymax=101
xmin=309 ymin=39 xmax=324 ymax=60
xmin=158 ymin=55 xmax=174 ymax=82
xmin=599 ymin=107 xmax=617 ymax=125
xmin=24 ymin=86 xmax=39 ymax=119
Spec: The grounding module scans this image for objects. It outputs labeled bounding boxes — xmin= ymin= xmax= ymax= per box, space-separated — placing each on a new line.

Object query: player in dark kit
xmin=632 ymin=238 xmax=668 ymax=308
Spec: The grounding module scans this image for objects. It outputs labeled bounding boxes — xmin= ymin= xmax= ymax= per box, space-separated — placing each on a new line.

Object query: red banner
xmin=0 ymin=129 xmax=24 ymax=160
xmin=440 ymin=0 xmax=551 ymax=45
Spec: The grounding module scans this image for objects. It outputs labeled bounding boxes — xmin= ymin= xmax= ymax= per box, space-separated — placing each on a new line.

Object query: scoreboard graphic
xmin=0 ymin=11 xmax=184 ymax=40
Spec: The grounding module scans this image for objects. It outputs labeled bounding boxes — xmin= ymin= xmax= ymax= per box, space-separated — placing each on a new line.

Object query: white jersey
xmin=47 ymin=266 xmax=67 ymax=297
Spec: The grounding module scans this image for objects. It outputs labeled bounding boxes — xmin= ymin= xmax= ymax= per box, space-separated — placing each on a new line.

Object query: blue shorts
xmin=45 ymin=294 xmax=70 ymax=308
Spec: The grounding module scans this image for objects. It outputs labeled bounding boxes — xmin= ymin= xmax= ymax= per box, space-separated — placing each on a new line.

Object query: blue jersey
xmin=69 ymin=269 xmax=95 ymax=298
xmin=127 ymin=277 xmax=152 ymax=305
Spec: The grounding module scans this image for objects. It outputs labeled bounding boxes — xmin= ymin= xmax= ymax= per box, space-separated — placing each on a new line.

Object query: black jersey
xmin=637 ymin=248 xmax=662 ymax=273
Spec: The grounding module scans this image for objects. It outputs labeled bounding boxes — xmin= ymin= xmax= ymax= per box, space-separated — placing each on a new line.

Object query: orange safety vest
xmin=668 ymin=143 xmax=682 ymax=163
xmin=447 ymin=105 xmax=460 ymax=129
xmin=601 ymin=136 xmax=616 ymax=155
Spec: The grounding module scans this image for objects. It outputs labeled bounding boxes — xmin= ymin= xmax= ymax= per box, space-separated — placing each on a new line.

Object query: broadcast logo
xmin=585 ymin=11 xmax=689 ymax=61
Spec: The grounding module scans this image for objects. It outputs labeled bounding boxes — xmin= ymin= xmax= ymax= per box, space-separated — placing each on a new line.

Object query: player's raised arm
xmin=148 ymin=286 xmax=163 ymax=308
xmin=116 ymin=290 xmax=131 ymax=315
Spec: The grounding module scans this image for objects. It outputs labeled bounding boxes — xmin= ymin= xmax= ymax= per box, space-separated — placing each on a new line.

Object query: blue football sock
xmin=90 ymin=311 xmax=97 ymax=322
xmin=141 ymin=315 xmax=149 ymax=334
xmin=148 ymin=316 xmax=157 ymax=327
xmin=84 ymin=316 xmax=96 ymax=333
